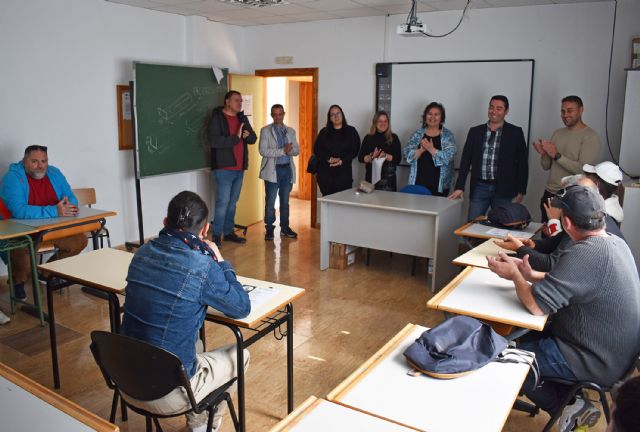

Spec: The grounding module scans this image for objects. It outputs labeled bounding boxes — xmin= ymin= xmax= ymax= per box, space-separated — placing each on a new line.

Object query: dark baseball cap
xmin=551 ymin=185 xmax=606 ymax=228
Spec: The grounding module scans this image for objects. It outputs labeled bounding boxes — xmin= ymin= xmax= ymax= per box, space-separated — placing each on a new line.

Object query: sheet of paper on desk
xmin=486 ymin=227 xmax=530 ymax=238
xmin=245 ymin=286 xmax=278 ymax=310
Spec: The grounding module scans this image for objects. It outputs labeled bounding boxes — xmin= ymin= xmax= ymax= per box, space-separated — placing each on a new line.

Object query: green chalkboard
xmin=134 ymin=63 xmax=228 ymax=178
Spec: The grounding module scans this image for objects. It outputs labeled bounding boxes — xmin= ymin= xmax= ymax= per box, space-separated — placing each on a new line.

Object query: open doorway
xmin=255 ymin=68 xmax=318 ymax=227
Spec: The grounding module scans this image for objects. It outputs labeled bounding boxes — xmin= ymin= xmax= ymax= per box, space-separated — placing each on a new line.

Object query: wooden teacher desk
xmin=427 ymin=267 xmax=548 ymax=339
xmin=40 ymin=248 xmax=305 ymax=432
xmin=0 ymin=362 xmax=118 ymax=432
xmin=327 ymin=323 xmax=533 ymax=432
xmin=319 ymin=189 xmax=462 ymax=292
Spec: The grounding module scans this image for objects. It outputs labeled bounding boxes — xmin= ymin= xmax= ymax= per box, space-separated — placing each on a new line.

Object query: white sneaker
xmin=557 ymin=396 xmax=601 ymax=432
xmin=190 ymin=417 xmax=222 ymax=432
xmin=0 ymin=310 xmax=10 ymax=325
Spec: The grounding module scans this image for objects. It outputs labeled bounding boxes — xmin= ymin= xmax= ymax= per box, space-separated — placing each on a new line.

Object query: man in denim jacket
xmin=121 ymin=191 xmax=250 ymax=432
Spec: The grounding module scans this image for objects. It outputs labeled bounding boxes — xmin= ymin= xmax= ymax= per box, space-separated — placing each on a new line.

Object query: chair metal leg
xmin=411 ymin=256 xmax=417 ymax=276
xmin=145 ymin=416 xmax=152 ymax=432
xmin=109 ymin=390 xmax=119 ymax=423
xmin=206 ymin=407 xmax=215 ymax=432
xmin=226 ymin=393 xmax=240 ymax=432
xmin=152 ymin=417 xmax=163 ymax=432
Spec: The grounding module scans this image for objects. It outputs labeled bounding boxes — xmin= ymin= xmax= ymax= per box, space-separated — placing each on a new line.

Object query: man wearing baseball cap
xmin=583 ymin=161 xmax=624 ymax=224
xmin=487 ymin=185 xmax=640 ymax=432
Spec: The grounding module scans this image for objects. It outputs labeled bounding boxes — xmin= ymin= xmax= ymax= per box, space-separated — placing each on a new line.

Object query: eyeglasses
xmin=329 ymin=112 xmax=343 ymax=118
xmin=24 ymin=145 xmax=48 ymax=154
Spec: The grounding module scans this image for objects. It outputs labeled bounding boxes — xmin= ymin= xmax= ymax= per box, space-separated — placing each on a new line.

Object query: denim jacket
xmin=121 ymin=234 xmax=250 ymax=378
xmin=404 ymin=126 xmax=456 ymax=194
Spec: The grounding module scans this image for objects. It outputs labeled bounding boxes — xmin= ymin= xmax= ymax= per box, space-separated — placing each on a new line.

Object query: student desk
xmin=427 ymin=267 xmax=548 ymax=339
xmin=13 ymin=207 xmax=117 ymax=250
xmin=269 ymin=396 xmax=415 ymax=431
xmin=319 ymin=189 xmax=462 ymax=292
xmin=38 ymin=248 xmax=130 ymax=389
xmin=41 ymin=249 xmax=305 ymax=431
xmin=453 ymin=238 xmax=515 ymax=268
xmin=0 ymin=362 xmax=119 ymax=432
xmin=206 ymin=276 xmax=305 ymax=432
xmin=327 ymin=323 xmax=533 ymax=432
xmin=0 ymin=220 xmax=43 ymax=324
xmin=454 ymin=219 xmax=543 ymax=241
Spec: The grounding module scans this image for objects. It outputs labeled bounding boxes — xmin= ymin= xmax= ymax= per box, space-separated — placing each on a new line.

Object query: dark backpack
xmin=403 ymin=316 xmax=508 ymax=378
xmin=485 ymin=203 xmax=531 ymax=230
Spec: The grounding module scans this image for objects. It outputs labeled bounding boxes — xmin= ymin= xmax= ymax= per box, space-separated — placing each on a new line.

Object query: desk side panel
xmin=432 ymin=200 xmax=463 ymax=292
xmin=320 ymin=203 xmax=436 ymax=258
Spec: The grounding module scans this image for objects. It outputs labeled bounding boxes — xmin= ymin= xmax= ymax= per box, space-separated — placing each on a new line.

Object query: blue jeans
xmin=467 ymin=181 xmax=514 ymax=221
xmin=264 ymin=165 xmax=293 ymax=230
xmin=212 ymin=169 xmax=244 ymax=236
xmin=519 ymin=336 xmax=577 ymax=414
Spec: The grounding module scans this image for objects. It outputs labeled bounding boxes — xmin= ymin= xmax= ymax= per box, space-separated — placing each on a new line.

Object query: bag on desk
xmin=403 ymin=316 xmax=508 ymax=379
xmin=485 ymin=203 xmax=531 ymax=230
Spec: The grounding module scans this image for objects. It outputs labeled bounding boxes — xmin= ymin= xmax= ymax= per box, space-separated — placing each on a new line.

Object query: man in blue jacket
xmin=122 ymin=191 xmax=250 ymax=432
xmin=449 ymin=95 xmax=528 ymax=221
xmin=0 ymin=145 xmax=87 ymax=300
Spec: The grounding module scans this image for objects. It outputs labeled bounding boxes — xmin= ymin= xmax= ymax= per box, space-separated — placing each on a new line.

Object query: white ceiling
xmin=105 ymin=0 xmax=609 ymax=27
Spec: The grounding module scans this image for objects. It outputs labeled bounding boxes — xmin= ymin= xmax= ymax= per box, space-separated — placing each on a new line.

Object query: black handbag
xmin=306 ymin=154 xmax=318 ymax=174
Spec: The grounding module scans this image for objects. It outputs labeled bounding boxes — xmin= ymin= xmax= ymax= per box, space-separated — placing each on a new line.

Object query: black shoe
xmin=280 ymin=226 xmax=298 ymax=239
xmin=13 ymin=283 xmax=27 ymax=301
xmin=224 ymin=232 xmax=246 ymax=244
xmin=212 ymin=234 xmax=222 ymax=247
xmin=265 ymin=228 xmax=274 ymax=241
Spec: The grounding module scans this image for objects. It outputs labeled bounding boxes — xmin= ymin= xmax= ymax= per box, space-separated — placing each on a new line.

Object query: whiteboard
xmin=388 ymin=60 xmax=534 ymax=167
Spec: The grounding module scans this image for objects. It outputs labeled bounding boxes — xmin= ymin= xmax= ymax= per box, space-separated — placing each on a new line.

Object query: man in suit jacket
xmin=258 ymin=104 xmax=300 ymax=241
xmin=449 ymin=95 xmax=528 ymax=221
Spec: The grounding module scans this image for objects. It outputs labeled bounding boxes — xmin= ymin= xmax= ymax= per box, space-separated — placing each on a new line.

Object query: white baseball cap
xmin=582 ymin=161 xmax=622 ymax=186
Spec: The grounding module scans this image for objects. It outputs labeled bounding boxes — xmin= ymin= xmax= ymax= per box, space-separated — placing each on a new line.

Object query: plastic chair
xmin=515 ymin=351 xmax=640 ymax=431
xmin=72 ymin=188 xmax=111 ymax=247
xmin=90 ymin=331 xmax=239 ymax=432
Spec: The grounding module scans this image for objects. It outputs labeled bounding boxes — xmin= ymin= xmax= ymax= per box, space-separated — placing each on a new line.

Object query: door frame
xmin=254 ymin=68 xmax=319 ymax=228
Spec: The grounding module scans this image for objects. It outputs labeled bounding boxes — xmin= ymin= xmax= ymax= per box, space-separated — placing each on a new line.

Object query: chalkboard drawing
xmin=192 ymin=86 xmax=215 ymax=98
xmin=184 ymin=111 xmax=204 ymax=135
xmin=145 ymin=135 xmax=159 ymax=154
xmin=157 ymin=92 xmax=196 ymax=123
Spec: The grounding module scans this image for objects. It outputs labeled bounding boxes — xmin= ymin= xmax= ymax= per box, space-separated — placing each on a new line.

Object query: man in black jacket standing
xmin=449 ymin=95 xmax=528 ymax=221
xmin=207 ymin=90 xmax=257 ymax=246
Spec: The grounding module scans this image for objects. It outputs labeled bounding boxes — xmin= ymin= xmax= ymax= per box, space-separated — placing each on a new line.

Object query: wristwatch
xmin=553 ymin=152 xmax=561 ymax=161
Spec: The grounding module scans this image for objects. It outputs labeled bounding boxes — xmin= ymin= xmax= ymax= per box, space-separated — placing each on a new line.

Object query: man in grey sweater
xmin=487 ymin=185 xmax=640 ymax=432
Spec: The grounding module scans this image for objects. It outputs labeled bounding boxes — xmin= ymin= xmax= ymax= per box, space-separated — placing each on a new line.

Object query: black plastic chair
xmin=515 ymin=351 xmax=640 ymax=431
xmin=90 ymin=331 xmax=239 ymax=432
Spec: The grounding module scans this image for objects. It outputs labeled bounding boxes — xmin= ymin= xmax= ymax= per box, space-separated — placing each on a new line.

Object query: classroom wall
xmin=0 ymin=0 xmax=245 ymax=264
xmin=242 ymin=1 xmax=637 ymax=215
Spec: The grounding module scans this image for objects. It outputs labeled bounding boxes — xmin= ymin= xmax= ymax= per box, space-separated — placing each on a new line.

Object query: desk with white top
xmin=206 ymin=276 xmax=305 ymax=432
xmin=327 ymin=323 xmax=533 ymax=432
xmin=453 ymin=238 xmax=515 ymax=268
xmin=269 ymin=396 xmax=415 ymax=432
xmin=0 ymin=362 xmax=119 ymax=432
xmin=319 ymin=189 xmax=462 ymax=292
xmin=427 ymin=266 xmax=548 ymax=338
xmin=41 ymin=247 xmax=305 ymax=432
xmin=454 ymin=220 xmax=543 ymax=240
xmin=39 ymin=248 xmax=131 ymax=389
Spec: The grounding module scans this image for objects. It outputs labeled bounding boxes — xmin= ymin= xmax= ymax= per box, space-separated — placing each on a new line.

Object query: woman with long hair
xmin=314 ymin=104 xmax=360 ymax=196
xmin=358 ymin=111 xmax=402 ymax=191
xmin=404 ymin=102 xmax=456 ymax=196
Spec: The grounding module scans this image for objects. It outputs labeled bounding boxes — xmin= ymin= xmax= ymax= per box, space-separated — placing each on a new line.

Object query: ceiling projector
xmin=397 ymin=22 xmax=428 ymax=36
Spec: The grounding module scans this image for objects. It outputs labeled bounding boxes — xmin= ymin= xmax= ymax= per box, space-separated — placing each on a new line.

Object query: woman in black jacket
xmin=314 ymin=105 xmax=360 ymax=196
xmin=358 ymin=111 xmax=401 ymax=191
